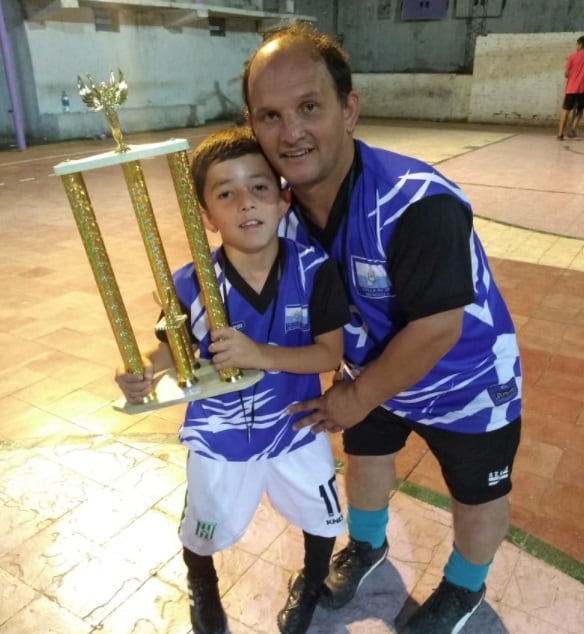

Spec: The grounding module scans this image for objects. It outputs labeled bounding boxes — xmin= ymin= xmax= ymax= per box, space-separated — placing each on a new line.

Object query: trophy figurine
xmin=54 ymin=70 xmax=262 ymax=413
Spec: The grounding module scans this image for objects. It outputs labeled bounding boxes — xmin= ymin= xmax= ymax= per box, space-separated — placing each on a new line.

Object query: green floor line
xmin=334 ymin=463 xmax=584 ymax=586
xmin=395 ymin=479 xmax=584 ymax=585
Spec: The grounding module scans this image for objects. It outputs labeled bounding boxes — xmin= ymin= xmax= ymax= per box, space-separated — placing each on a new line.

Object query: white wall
xmin=21 ymin=11 xmax=260 ymax=139
xmin=469 ymin=32 xmax=578 ymax=126
xmin=355 ymin=32 xmax=580 ymax=127
xmin=355 ymin=73 xmax=472 ymax=122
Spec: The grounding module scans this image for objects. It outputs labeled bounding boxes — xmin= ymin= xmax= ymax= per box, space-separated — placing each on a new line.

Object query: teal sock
xmin=444 ymin=544 xmax=491 ymax=592
xmin=347 ymin=505 xmax=388 ymax=549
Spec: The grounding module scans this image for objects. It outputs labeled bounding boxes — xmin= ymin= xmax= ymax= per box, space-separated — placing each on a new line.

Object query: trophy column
xmin=54 ymin=139 xmax=262 ymax=414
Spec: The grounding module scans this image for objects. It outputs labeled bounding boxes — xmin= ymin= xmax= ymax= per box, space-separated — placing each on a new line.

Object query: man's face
xmin=246 ymin=42 xmax=359 ymax=194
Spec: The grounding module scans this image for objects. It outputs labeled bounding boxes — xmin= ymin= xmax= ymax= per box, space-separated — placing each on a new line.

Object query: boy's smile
xmin=201 ymin=153 xmax=288 ymax=263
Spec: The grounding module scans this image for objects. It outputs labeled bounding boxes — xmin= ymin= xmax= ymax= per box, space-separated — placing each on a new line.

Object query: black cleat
xmin=319 ymin=538 xmax=388 ymax=610
xmin=277 ymin=570 xmax=322 ymax=634
xmin=400 ymin=577 xmax=486 ymax=634
xmin=187 ymin=575 xmax=227 ymax=634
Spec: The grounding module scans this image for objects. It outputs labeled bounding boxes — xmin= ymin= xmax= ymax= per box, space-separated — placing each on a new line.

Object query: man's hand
xmin=209 ymin=327 xmax=263 ymax=370
xmin=288 ymin=379 xmax=371 ymax=434
xmin=114 ymin=359 xmax=154 ymax=404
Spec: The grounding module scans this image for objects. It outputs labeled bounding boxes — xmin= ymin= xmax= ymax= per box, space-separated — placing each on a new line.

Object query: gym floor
xmin=0 ymin=119 xmax=582 ymax=632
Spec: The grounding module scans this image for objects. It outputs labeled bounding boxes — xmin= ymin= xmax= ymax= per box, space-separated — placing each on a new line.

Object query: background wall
xmin=1 ymin=0 xmax=583 ymax=144
xmin=355 ymin=32 xmax=580 ymax=126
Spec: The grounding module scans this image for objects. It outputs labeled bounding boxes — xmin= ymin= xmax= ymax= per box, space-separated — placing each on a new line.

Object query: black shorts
xmin=563 ymin=93 xmax=584 ymax=111
xmin=342 ymin=407 xmax=521 ymax=506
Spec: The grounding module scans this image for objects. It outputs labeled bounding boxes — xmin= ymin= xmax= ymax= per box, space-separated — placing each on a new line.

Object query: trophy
xmin=54 ymin=70 xmax=262 ymax=414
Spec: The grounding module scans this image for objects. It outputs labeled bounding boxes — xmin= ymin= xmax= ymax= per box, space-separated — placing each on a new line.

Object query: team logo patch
xmin=487 ymin=378 xmax=518 ymax=405
xmin=194 ymin=520 xmax=217 ymax=541
xmin=488 ymin=466 xmax=509 ymax=486
xmin=352 ymin=256 xmax=391 ymax=299
xmin=285 ymin=305 xmax=309 ymax=332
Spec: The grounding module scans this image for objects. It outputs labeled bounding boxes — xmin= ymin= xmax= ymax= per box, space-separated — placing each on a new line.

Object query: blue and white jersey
xmin=171 ymin=238 xmax=341 ymax=461
xmin=281 ymin=140 xmax=521 ymax=433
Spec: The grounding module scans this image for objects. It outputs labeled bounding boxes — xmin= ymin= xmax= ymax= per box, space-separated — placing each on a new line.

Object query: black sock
xmin=183 ymin=547 xmax=218 ymax=582
xmin=303 ymin=531 xmax=335 ymax=586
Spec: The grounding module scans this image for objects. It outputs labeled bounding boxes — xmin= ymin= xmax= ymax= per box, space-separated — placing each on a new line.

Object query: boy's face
xmin=201 ymin=153 xmax=288 ymax=254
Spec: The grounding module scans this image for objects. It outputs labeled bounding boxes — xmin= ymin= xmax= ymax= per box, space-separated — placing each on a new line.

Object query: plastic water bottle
xmin=61 ymin=91 xmax=70 ymax=113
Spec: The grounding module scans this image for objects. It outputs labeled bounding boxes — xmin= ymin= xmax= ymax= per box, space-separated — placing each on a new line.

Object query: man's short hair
xmin=242 ymin=23 xmax=352 ymax=112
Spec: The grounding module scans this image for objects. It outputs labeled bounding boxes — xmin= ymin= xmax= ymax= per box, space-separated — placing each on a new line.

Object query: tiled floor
xmin=1 ymin=120 xmax=583 ymax=633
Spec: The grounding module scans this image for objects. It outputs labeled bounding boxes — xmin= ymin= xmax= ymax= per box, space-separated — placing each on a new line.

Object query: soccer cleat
xmin=277 ymin=570 xmax=322 ymax=634
xmin=319 ymin=537 xmax=388 ymax=610
xmin=187 ymin=576 xmax=227 ymax=634
xmin=400 ymin=577 xmax=486 ymax=634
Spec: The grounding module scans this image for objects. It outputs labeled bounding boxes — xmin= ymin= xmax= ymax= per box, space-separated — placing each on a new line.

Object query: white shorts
xmin=179 ymin=432 xmax=345 ymax=556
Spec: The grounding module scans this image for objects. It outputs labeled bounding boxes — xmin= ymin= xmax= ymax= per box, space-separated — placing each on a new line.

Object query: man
xmin=557 ymin=35 xmax=584 ymax=140
xmin=242 ymin=24 xmax=522 ymax=634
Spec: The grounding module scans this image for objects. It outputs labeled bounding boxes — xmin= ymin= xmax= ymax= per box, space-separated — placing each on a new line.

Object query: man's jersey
xmin=170 ymin=238 xmax=347 ymax=461
xmin=280 ymin=140 xmax=522 ymax=434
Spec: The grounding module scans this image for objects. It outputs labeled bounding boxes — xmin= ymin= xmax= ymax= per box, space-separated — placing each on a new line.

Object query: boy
xmin=115 ymin=126 xmax=349 ymax=634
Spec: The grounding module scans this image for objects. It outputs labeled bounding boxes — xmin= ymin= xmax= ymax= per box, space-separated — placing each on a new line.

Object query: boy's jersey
xmin=171 ymin=238 xmax=343 ymax=461
xmin=280 ymin=140 xmax=522 ymax=434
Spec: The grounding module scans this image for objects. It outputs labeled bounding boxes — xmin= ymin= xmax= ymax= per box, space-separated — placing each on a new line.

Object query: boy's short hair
xmin=242 ymin=23 xmax=352 ymax=113
xmin=190 ymin=126 xmax=279 ymax=209
xmin=578 ymin=35 xmax=584 ymax=46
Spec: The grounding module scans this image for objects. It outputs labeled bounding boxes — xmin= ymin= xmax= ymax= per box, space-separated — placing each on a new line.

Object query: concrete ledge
xmin=354 ymin=73 xmax=472 ymax=122
xmin=33 ymin=104 xmax=205 ymax=142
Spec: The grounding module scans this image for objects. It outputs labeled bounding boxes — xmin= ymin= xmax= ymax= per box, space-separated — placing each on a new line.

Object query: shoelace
xmin=425 ymin=582 xmax=476 ymax=618
xmin=331 ymin=543 xmax=363 ymax=571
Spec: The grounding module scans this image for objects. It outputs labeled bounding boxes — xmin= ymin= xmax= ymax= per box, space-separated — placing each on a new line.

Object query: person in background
xmin=557 ymin=35 xmax=584 ymax=140
xmin=115 ymin=126 xmax=349 ymax=634
xmin=242 ymin=23 xmax=522 ymax=634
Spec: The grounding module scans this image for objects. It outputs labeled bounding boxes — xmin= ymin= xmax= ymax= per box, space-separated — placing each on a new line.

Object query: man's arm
xmin=291 ymin=193 xmax=474 ymax=432
xmin=290 ymin=307 xmax=463 ymax=432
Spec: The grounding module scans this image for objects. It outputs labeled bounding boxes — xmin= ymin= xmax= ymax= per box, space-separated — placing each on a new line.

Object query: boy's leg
xmin=179 ymin=452 xmax=267 ymax=633
xmin=278 ymin=532 xmax=336 ymax=634
xmin=266 ymin=433 xmax=345 ymax=633
xmin=183 ymin=547 xmax=226 ymax=634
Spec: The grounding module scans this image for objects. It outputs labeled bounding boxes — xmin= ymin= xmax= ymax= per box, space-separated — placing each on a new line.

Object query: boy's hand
xmin=114 ymin=358 xmax=154 ymax=404
xmin=209 ymin=327 xmax=263 ymax=370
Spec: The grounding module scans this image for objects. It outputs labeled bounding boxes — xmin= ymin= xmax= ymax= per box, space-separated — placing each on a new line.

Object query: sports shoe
xmin=277 ymin=570 xmax=321 ymax=633
xmin=319 ymin=537 xmax=388 ymax=609
xmin=187 ymin=576 xmax=227 ymax=634
xmin=567 ymin=128 xmax=576 ymax=138
xmin=557 ymin=134 xmax=564 ymax=140
xmin=400 ymin=577 xmax=486 ymax=634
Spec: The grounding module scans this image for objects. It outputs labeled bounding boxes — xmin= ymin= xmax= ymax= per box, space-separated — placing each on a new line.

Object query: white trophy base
xmin=113 ymin=360 xmax=264 ymax=415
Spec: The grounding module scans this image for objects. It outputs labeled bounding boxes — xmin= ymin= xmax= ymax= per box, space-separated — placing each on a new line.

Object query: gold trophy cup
xmin=54 ymin=70 xmax=262 ymax=413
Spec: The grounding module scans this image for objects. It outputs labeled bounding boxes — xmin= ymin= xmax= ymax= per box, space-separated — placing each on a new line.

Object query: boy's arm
xmin=115 ymin=341 xmax=174 ymax=403
xmin=210 ymin=256 xmax=349 ymax=375
xmin=209 ymin=326 xmax=343 ymax=374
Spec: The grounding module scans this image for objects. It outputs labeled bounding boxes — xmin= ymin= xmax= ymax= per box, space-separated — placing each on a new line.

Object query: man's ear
xmin=344 ymin=90 xmax=361 ymax=135
xmin=201 ymin=208 xmax=218 ymax=233
xmin=280 ymin=185 xmax=291 ymax=206
xmin=278 ymin=187 xmax=291 ymax=217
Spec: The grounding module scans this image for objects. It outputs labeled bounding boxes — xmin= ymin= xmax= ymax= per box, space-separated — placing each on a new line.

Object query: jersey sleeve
xmin=386 ymin=193 xmax=475 ymax=321
xmin=309 ymin=258 xmax=351 ymax=336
